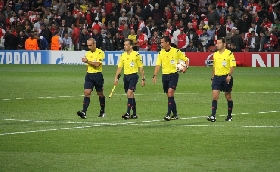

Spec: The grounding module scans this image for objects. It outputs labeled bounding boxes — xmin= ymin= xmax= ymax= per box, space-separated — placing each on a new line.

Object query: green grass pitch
xmin=0 ymin=65 xmax=279 ymax=172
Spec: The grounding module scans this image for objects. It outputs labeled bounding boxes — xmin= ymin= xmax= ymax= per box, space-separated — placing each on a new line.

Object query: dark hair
xmin=124 ymin=39 xmax=133 ymax=46
xmin=217 ymin=37 xmax=226 ymax=43
xmin=161 ymin=36 xmax=171 ymax=44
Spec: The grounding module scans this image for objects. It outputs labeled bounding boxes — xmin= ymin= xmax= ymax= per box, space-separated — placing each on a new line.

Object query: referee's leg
xmin=208 ymin=76 xmax=221 ymax=122
xmin=225 ymin=77 xmax=233 ymax=121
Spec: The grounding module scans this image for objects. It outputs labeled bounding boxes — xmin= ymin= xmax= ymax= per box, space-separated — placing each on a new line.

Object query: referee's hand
xmin=182 ymin=66 xmax=187 ymax=73
xmin=141 ymin=80 xmax=145 ymax=87
xmin=152 ymin=76 xmax=157 ymax=84
xmin=81 ymin=57 xmax=87 ymax=63
xmin=226 ymin=75 xmax=231 ymax=84
xmin=114 ymin=78 xmax=119 ymax=86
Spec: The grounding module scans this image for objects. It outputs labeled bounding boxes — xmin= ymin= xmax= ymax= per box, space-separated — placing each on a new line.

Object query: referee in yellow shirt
xmin=77 ymin=38 xmax=106 ymax=119
xmin=207 ymin=38 xmax=236 ymax=122
xmin=152 ymin=36 xmax=189 ymax=121
xmin=114 ymin=39 xmax=145 ymax=119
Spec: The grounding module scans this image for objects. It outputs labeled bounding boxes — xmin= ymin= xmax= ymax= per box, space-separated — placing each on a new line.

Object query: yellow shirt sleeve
xmin=156 ymin=51 xmax=162 ymax=66
xmin=136 ymin=53 xmax=143 ymax=67
xmin=178 ymin=50 xmax=187 ymax=62
xmin=97 ymin=50 xmax=105 ymax=63
xmin=118 ymin=53 xmax=124 ymax=68
xmin=229 ymin=52 xmax=236 ymax=67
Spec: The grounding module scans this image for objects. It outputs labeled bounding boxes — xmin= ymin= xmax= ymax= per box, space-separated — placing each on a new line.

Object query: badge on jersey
xmin=130 ymin=62 xmax=134 ymax=67
xmin=222 ymin=61 xmax=227 ymax=66
xmin=171 ymin=60 xmax=175 ymax=65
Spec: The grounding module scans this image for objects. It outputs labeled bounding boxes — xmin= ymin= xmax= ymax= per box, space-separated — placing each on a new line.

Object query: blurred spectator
xmin=149 ymin=30 xmax=160 ymax=51
xmin=17 ymin=31 xmax=28 ymax=49
xmin=64 ymin=11 xmax=75 ymax=28
xmin=217 ymin=5 xmax=226 ymax=17
xmin=79 ymin=28 xmax=90 ymax=51
xmin=226 ymin=6 xmax=238 ymax=23
xmin=137 ymin=29 xmax=148 ymax=51
xmin=102 ymin=32 xmax=114 ymax=51
xmin=121 ymin=24 xmax=130 ymax=39
xmin=0 ymin=23 xmax=5 ymax=38
xmin=239 ymin=13 xmax=251 ymax=34
xmin=39 ymin=23 xmax=50 ymax=44
xmin=248 ymin=30 xmax=260 ymax=51
xmin=141 ymin=20 xmax=151 ymax=39
xmin=225 ymin=16 xmax=234 ymax=34
xmin=196 ymin=24 xmax=203 ymax=37
xmin=216 ymin=23 xmax=227 ymax=38
xmin=188 ymin=28 xmax=199 ymax=46
xmin=274 ymin=18 xmax=280 ymax=30
xmin=51 ymin=31 xmax=63 ymax=50
xmin=62 ymin=33 xmax=72 ymax=50
xmin=199 ymin=28 xmax=211 ymax=52
xmin=207 ymin=5 xmax=219 ymax=25
xmin=71 ymin=23 xmax=80 ymax=50
xmin=127 ymin=29 xmax=137 ymax=51
xmin=219 ymin=12 xmax=226 ymax=25
xmin=118 ymin=11 xmax=127 ymax=26
xmin=207 ymin=23 xmax=216 ymax=46
xmin=177 ymin=27 xmax=189 ymax=52
xmin=235 ymin=6 xmax=243 ymax=19
xmin=92 ymin=29 xmax=103 ymax=49
xmin=258 ymin=32 xmax=266 ymax=52
xmin=39 ymin=35 xmax=49 ymax=50
xmin=114 ymin=32 xmax=124 ymax=51
xmin=0 ymin=35 xmax=4 ymax=49
xmin=25 ymin=31 xmax=39 ymax=50
xmin=230 ymin=43 xmax=242 ymax=52
xmin=186 ymin=41 xmax=198 ymax=52
xmin=4 ymin=29 xmax=17 ymax=50
xmin=231 ymin=28 xmax=244 ymax=49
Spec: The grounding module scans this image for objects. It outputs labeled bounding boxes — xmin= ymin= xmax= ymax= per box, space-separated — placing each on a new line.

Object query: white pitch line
xmin=243 ymin=126 xmax=280 ymax=128
xmin=183 ymin=124 xmax=225 ymax=127
xmin=1 ymin=110 xmax=279 ymax=136
xmin=2 ymin=92 xmax=280 ymax=101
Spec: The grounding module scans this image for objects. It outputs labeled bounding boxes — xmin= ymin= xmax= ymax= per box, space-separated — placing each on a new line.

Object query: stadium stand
xmin=0 ymin=0 xmax=279 ymax=52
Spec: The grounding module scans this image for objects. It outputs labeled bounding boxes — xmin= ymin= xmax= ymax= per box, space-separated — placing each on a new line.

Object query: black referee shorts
xmin=84 ymin=72 xmax=104 ymax=92
xmin=212 ymin=75 xmax=233 ymax=92
xmin=123 ymin=73 xmax=139 ymax=93
xmin=162 ymin=72 xmax=179 ymax=93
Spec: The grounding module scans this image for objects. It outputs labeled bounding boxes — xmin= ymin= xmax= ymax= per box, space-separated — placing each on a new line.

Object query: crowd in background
xmin=0 ymin=0 xmax=279 ymax=52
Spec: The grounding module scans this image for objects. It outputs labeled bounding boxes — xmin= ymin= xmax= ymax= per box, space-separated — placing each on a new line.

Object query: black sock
xmin=211 ymin=100 xmax=217 ymax=116
xmin=82 ymin=97 xmax=90 ymax=113
xmin=99 ymin=96 xmax=105 ymax=112
xmin=172 ymin=98 xmax=177 ymax=116
xmin=127 ymin=98 xmax=133 ymax=114
xmin=132 ymin=98 xmax=136 ymax=115
xmin=228 ymin=100 xmax=233 ymax=117
xmin=167 ymin=97 xmax=173 ymax=116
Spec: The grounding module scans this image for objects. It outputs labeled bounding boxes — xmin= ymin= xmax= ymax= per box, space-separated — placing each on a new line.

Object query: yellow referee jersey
xmin=127 ymin=34 xmax=137 ymax=45
xmin=156 ymin=47 xmax=188 ymax=74
xmin=85 ymin=48 xmax=105 ymax=73
xmin=213 ymin=49 xmax=236 ymax=76
xmin=118 ymin=51 xmax=143 ymax=75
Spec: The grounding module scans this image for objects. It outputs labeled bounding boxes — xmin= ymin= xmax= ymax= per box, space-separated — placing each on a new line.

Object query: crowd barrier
xmin=0 ymin=50 xmax=279 ymax=67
